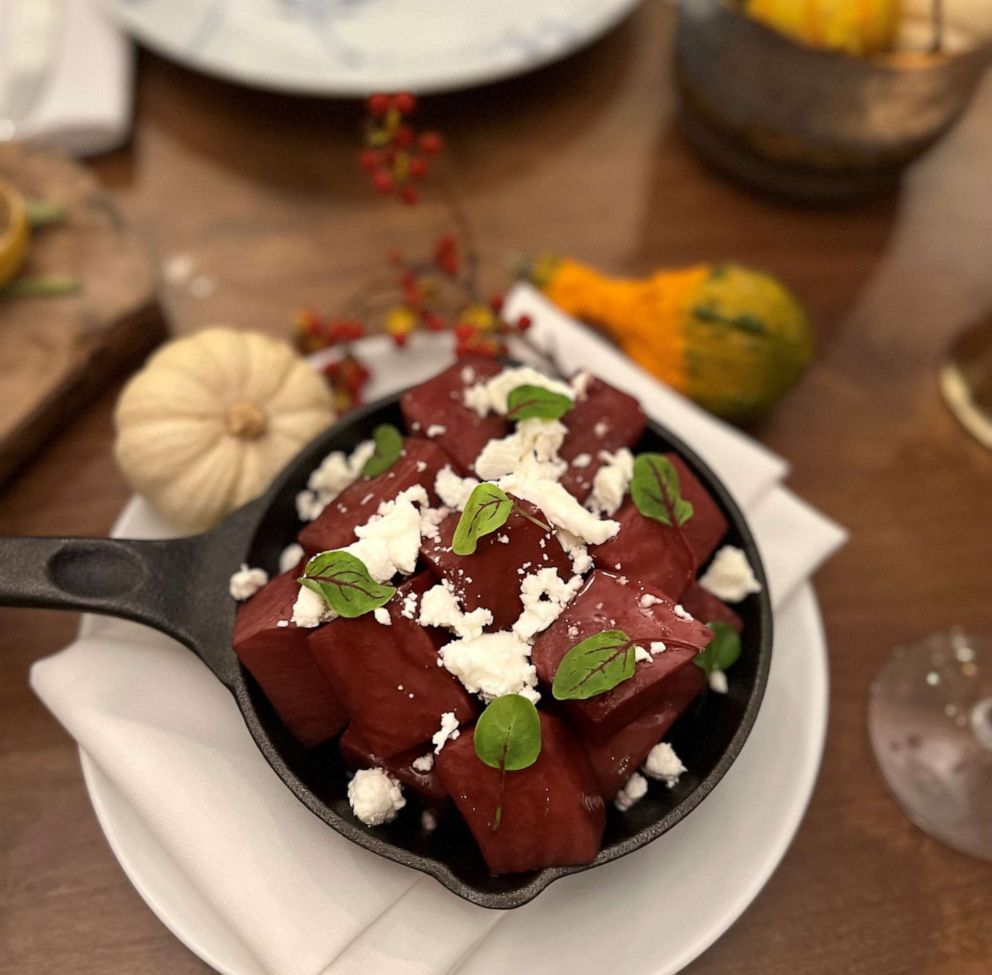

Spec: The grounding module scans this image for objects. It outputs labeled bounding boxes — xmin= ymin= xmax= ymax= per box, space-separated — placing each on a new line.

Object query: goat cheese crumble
xmin=463 ymin=365 xmax=573 ymax=417
xmin=434 ymin=465 xmax=480 ymax=511
xmin=295 ymin=439 xmax=375 ymax=522
xmin=586 ymin=448 xmax=634 ymax=517
xmin=498 ymin=472 xmax=620 ymax=545
xmin=440 ymin=631 xmax=539 ymax=703
xmin=614 ymin=772 xmax=648 ymax=812
xmin=278 ymin=543 xmax=304 ymax=574
xmin=419 ymin=582 xmax=493 ymax=640
xmin=432 ymin=711 xmax=461 ymax=753
xmin=699 ymin=545 xmax=762 ymax=603
xmin=291 ymin=585 xmax=335 ymax=628
xmin=412 ymin=753 xmax=434 ymax=773
xmin=347 ymin=768 xmax=405 ymax=826
xmin=229 ymin=564 xmax=268 ymax=601
xmin=513 ymin=568 xmax=584 ymax=641
xmin=643 ymin=742 xmax=686 ymax=787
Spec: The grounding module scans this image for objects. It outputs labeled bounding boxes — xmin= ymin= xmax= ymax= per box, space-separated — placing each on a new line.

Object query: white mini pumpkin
xmin=114 ymin=327 xmax=336 ymax=531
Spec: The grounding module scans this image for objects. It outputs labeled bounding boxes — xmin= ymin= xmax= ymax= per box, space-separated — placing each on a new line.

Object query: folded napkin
xmin=0 ymin=0 xmax=133 ymax=156
xmin=32 ymin=284 xmax=846 ymax=975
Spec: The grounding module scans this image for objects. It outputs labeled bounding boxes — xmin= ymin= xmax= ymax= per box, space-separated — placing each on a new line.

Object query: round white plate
xmin=102 ymin=0 xmax=640 ymax=95
xmin=79 ymin=491 xmax=827 ymax=975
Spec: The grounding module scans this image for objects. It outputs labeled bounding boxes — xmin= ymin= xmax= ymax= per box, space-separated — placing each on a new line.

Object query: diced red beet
xmin=232 ymin=570 xmax=347 ymax=747
xmin=681 ymin=582 xmax=744 ymax=634
xmin=531 ymin=571 xmax=713 ymax=743
xmin=400 ymin=357 xmax=508 ymax=473
xmin=421 ymin=499 xmax=573 ymax=632
xmin=298 ymin=438 xmax=451 ymax=555
xmin=580 ymin=664 xmax=706 ymax=799
xmin=434 ymin=711 xmax=605 ymax=874
xmin=308 ymin=573 xmax=477 ymax=758
xmin=340 ymin=724 xmax=447 ymax=804
xmin=590 ymin=453 xmax=728 ymax=599
xmin=559 ymin=375 xmax=646 ymax=500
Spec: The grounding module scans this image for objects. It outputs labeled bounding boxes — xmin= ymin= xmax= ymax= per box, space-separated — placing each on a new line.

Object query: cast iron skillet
xmin=0 ymin=388 xmax=772 ymax=909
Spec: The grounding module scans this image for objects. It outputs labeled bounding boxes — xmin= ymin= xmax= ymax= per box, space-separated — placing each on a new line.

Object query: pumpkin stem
xmin=225 ymin=400 xmax=267 ymax=439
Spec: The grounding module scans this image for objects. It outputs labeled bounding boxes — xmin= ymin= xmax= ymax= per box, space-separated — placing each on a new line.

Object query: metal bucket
xmin=675 ymin=0 xmax=992 ymax=201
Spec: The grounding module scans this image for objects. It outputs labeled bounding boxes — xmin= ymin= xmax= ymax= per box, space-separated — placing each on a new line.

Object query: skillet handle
xmin=0 ymin=525 xmax=246 ymax=687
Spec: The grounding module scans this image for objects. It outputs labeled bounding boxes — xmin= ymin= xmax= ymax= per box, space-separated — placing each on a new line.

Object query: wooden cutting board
xmin=0 ymin=144 xmax=164 ymax=486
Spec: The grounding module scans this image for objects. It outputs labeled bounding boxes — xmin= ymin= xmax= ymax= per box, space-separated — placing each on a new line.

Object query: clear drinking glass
xmin=868 ymin=318 xmax=992 ymax=861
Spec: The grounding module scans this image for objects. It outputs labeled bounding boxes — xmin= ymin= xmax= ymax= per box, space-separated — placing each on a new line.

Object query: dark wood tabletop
xmin=2 ymin=4 xmax=991 ymax=973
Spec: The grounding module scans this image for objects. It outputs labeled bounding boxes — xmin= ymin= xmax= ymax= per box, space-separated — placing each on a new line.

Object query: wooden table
xmin=2 ymin=4 xmax=991 ymax=972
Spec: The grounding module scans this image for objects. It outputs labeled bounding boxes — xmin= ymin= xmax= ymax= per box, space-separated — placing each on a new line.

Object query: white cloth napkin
xmin=32 ymin=284 xmax=846 ymax=975
xmin=0 ymin=0 xmax=133 ymax=156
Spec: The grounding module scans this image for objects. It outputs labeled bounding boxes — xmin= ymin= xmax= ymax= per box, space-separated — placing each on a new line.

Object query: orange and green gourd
xmin=743 ymin=0 xmax=904 ymax=57
xmin=529 ymin=257 xmax=812 ymax=425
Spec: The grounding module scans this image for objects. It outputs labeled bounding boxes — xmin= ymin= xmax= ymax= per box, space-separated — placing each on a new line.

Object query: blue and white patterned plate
xmin=103 ymin=0 xmax=640 ymax=95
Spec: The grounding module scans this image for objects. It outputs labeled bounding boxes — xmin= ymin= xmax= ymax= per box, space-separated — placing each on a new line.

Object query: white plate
xmin=102 ymin=0 xmax=640 ymax=96
xmin=79 ymin=494 xmax=826 ymax=975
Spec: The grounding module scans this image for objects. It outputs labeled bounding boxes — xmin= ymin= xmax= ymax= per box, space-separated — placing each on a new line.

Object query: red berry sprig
xmin=361 ymin=92 xmax=444 ymax=205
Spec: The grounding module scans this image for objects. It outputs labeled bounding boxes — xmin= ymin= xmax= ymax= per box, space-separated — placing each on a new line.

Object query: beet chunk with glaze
xmin=339 ymin=724 xmax=448 ymax=805
xmin=580 ymin=663 xmax=706 ymax=799
xmin=681 ymin=582 xmax=743 ymax=634
xmin=531 ymin=571 xmax=713 ymax=743
xmin=559 ymin=374 xmax=646 ymax=501
xmin=308 ymin=574 xmax=476 ymax=758
xmin=232 ymin=570 xmax=347 ymax=747
xmin=591 ymin=453 xmax=728 ymax=600
xmin=298 ymin=438 xmax=451 ymax=556
xmin=400 ymin=357 xmax=508 ymax=473
xmin=434 ymin=710 xmax=605 ymax=875
xmin=421 ymin=499 xmax=574 ymax=632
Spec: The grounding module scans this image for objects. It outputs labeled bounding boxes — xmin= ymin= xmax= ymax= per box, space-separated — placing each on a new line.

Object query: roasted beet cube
xmin=559 ymin=375 xmax=646 ymax=500
xmin=308 ymin=574 xmax=476 ymax=757
xmin=232 ymin=570 xmax=346 ymax=747
xmin=299 ymin=438 xmax=451 ymax=555
xmin=531 ymin=571 xmax=713 ymax=742
xmin=340 ymin=724 xmax=447 ymax=804
xmin=421 ymin=499 xmax=573 ymax=631
xmin=434 ymin=711 xmax=605 ymax=874
xmin=580 ymin=664 xmax=706 ymax=799
xmin=400 ymin=357 xmax=508 ymax=473
xmin=591 ymin=453 xmax=728 ymax=599
xmin=681 ymin=582 xmax=743 ymax=634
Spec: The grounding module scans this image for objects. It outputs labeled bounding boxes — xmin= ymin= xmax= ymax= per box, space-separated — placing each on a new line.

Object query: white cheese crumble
xmin=229 ymin=564 xmax=268 ymax=601
xmin=614 ymin=772 xmax=648 ymax=812
xmin=587 ymin=448 xmax=634 ymax=517
xmin=419 ymin=582 xmax=493 ymax=640
xmin=295 ymin=439 xmax=375 ymax=522
xmin=432 ymin=711 xmax=461 ymax=753
xmin=460 ymin=365 xmax=476 ymax=385
xmin=421 ymin=810 xmax=438 ymax=832
xmin=373 ymin=607 xmax=392 ymax=626
xmin=440 ymin=631 xmax=539 ymax=702
xmin=497 ymin=534 xmax=510 ymax=544
xmin=557 ymin=529 xmax=593 ymax=575
xmin=347 ymin=768 xmax=405 ymax=826
xmin=634 ymin=646 xmax=652 ymax=664
xmin=412 ymin=753 xmax=435 ymax=773
xmin=499 ymin=472 xmax=620 ymax=546
xmin=673 ymin=604 xmax=693 ymax=621
xmin=425 ymin=424 xmax=447 ymax=438
xmin=643 ymin=742 xmax=686 ymax=787
xmin=435 ymin=465 xmax=479 ymax=511
xmin=651 ymin=641 xmax=667 ymax=654
xmin=278 ymin=543 xmax=304 ymax=574
xmin=593 ymin=420 xmax=610 ymax=438
xmin=513 ymin=569 xmax=584 ymax=641
xmin=709 ymin=670 xmax=729 ymax=694
xmin=473 ymin=418 xmax=567 ymax=482
xmin=699 ymin=545 xmax=762 ymax=603
xmin=400 ymin=591 xmax=419 ymax=619
xmin=291 ymin=585 xmax=335 ymax=628
xmin=463 ymin=365 xmax=574 ymax=417
xmin=419 ymin=505 xmax=450 ymax=542
xmin=572 ymin=453 xmax=592 ymax=469
xmin=639 ymin=593 xmax=663 ymax=608
xmin=570 ymin=370 xmax=592 ymax=400
xmin=350 ymin=485 xmax=429 ymax=578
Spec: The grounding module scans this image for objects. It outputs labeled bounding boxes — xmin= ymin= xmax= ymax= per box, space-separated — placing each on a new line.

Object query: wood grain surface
xmin=1 ymin=4 xmax=991 ymax=973
xmin=0 ymin=145 xmax=163 ymax=485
